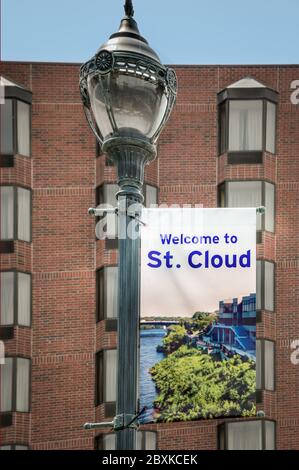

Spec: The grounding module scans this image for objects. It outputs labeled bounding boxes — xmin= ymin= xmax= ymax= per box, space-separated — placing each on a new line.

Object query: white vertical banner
xmin=140 ymin=208 xmax=256 ymax=424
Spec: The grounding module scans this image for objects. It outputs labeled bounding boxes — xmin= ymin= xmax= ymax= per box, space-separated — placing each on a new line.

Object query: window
xmin=219 ymin=102 xmax=227 ymax=155
xmin=219 ymin=99 xmax=277 ymax=158
xmin=137 ymin=431 xmax=157 ymax=450
xmin=0 ymin=186 xmax=14 ymax=239
xmin=17 ymin=101 xmax=30 ymax=157
xmin=229 ymin=100 xmax=263 ymax=152
xmin=218 ymin=420 xmax=275 ymax=450
xmin=0 ymin=99 xmax=14 ymax=155
xmin=0 ymin=357 xmax=31 ymax=412
xmin=95 ymin=431 xmax=157 ymax=450
xmin=0 ymin=98 xmax=31 ymax=158
xmin=0 ymin=271 xmax=31 ymax=326
xmin=266 ymin=101 xmax=276 ymax=154
xmin=219 ymin=181 xmax=275 ymax=233
xmin=96 ymin=183 xmax=158 ymax=249
xmin=96 ymin=184 xmax=118 ymax=249
xmin=145 ymin=184 xmax=158 ymax=208
xmin=96 ymin=350 xmax=117 ymax=405
xmin=256 ymin=339 xmax=275 ymax=391
xmin=256 ymin=260 xmax=275 ymax=312
xmin=96 ymin=184 xmax=119 ymax=213
xmin=0 ymin=445 xmax=28 ymax=450
xmin=0 ymin=186 xmax=31 ymax=242
xmin=97 ymin=267 xmax=118 ymax=321
xmin=217 ymin=78 xmax=278 ymax=162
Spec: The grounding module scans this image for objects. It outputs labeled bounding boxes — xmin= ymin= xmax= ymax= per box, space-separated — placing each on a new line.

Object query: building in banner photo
xmin=204 ymin=293 xmax=256 ymax=359
xmin=0 ymin=62 xmax=298 ymax=451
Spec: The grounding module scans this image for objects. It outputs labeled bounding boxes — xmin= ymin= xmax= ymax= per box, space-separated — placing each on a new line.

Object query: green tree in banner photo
xmin=151 ymin=346 xmax=256 ymax=422
xmin=161 ymin=325 xmax=188 ymax=354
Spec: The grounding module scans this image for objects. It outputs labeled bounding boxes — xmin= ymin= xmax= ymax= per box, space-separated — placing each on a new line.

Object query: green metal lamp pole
xmin=105 ymin=138 xmax=155 ymax=450
xmin=80 ymin=1 xmax=177 ymax=450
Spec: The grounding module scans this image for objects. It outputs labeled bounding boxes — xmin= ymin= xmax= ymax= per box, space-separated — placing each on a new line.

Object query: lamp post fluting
xmin=80 ymin=1 xmax=177 ymax=450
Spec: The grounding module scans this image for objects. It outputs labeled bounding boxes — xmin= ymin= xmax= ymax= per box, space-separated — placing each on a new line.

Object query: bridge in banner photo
xmin=140 ymin=320 xmax=180 ymax=327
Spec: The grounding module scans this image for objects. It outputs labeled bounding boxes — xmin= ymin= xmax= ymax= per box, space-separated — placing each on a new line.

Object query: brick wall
xmin=0 ymin=61 xmax=298 ymax=450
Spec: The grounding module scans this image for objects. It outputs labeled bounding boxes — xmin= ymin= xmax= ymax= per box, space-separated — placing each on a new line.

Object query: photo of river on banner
xmin=139 ymin=295 xmax=256 ymax=424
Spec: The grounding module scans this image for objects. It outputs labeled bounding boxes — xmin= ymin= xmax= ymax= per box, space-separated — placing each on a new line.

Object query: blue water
xmin=140 ymin=328 xmax=166 ymax=423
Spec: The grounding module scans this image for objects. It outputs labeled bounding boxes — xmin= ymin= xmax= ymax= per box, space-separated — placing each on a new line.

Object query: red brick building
xmin=0 ymin=61 xmax=298 ymax=450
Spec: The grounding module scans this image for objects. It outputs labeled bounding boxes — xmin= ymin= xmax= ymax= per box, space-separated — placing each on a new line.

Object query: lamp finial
xmin=124 ymin=0 xmax=134 ymax=17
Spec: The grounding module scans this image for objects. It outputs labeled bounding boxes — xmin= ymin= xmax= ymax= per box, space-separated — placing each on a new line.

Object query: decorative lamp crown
xmin=79 ymin=0 xmax=177 ymax=151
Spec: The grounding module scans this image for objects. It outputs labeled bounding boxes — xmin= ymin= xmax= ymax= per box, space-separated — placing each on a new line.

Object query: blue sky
xmin=1 ymin=0 xmax=299 ymax=64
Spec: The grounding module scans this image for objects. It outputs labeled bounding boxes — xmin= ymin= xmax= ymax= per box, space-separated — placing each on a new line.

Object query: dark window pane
xmin=218 ymin=184 xmax=225 ymax=208
xmin=256 ymin=260 xmax=262 ymax=311
xmin=96 ymin=352 xmax=104 ymax=404
xmin=95 ymin=139 xmax=101 ymax=157
xmin=218 ymin=426 xmax=225 ymax=450
xmin=0 ymin=100 xmax=13 ymax=154
xmin=97 ymin=269 xmax=104 ymax=322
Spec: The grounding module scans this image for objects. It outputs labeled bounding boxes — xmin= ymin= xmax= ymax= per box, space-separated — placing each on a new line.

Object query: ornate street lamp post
xmin=80 ymin=0 xmax=177 ymax=450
